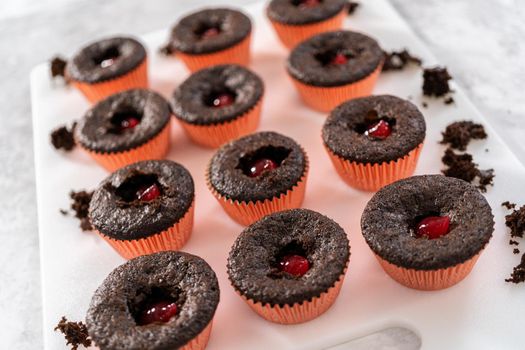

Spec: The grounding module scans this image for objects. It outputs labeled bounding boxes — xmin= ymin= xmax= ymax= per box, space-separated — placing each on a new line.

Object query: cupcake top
xmin=287 ymin=30 xmax=383 ymax=87
xmin=86 ymin=251 xmax=219 ymax=350
xmin=66 ymin=37 xmax=146 ymax=84
xmin=89 ymin=160 xmax=194 ymax=240
xmin=207 ymin=131 xmax=307 ymax=202
xmin=228 ymin=209 xmax=350 ymax=306
xmin=267 ymin=0 xmax=347 ymax=25
xmin=75 ymin=89 xmax=171 ymax=153
xmin=361 ymin=175 xmax=494 ymax=270
xmin=168 ymin=8 xmax=252 ymax=55
xmin=322 ymin=95 xmax=426 ymax=164
xmin=172 ymin=64 xmax=264 ymax=126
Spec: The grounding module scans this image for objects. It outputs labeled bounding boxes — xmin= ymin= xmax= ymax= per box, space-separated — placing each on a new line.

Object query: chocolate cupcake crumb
xmin=70 ymin=190 xmax=93 ymax=231
xmin=59 ymin=209 xmax=68 ymax=215
xmin=422 ymin=102 xmax=428 ymax=108
xmin=514 ymin=248 xmax=520 ymax=255
xmin=444 ymin=96 xmax=455 ymax=105
xmin=504 ymin=205 xmax=525 ymax=239
xmin=159 ymin=43 xmax=174 ymax=56
xmin=347 ymin=1 xmax=360 ymax=14
xmin=506 ymin=254 xmax=525 ymax=284
xmin=503 ymin=201 xmax=516 ymax=210
xmin=440 ymin=121 xmax=487 ymax=151
xmin=423 ymin=67 xmax=452 ymax=97
xmin=51 ymin=123 xmax=76 ymax=152
xmin=51 ymin=56 xmax=67 ymax=79
xmin=510 ymin=240 xmax=519 ymax=246
xmin=441 ymin=148 xmax=494 ymax=192
xmin=55 ymin=316 xmax=92 ymax=350
xmin=382 ymin=49 xmax=422 ymax=72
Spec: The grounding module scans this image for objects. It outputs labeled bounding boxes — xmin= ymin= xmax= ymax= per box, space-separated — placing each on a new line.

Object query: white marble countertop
xmin=0 ymin=0 xmax=524 ymax=349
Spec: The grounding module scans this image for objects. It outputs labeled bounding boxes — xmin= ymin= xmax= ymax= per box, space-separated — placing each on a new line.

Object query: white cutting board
xmin=31 ymin=1 xmax=525 ymax=349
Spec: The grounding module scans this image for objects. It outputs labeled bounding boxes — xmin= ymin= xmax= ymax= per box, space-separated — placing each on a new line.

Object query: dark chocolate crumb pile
xmin=69 ymin=190 xmax=93 ymax=231
xmin=347 ymin=1 xmax=360 ymax=15
xmin=441 ymin=148 xmax=494 ymax=192
xmin=382 ymin=49 xmax=422 ymax=72
xmin=501 ymin=202 xmax=525 ymax=283
xmin=54 ymin=316 xmax=92 ymax=350
xmin=51 ymin=123 xmax=76 ymax=152
xmin=506 ymin=254 xmax=525 ymax=284
xmin=50 ymin=56 xmax=67 ymax=79
xmin=440 ymin=121 xmax=487 ymax=151
xmin=423 ymin=67 xmax=452 ymax=97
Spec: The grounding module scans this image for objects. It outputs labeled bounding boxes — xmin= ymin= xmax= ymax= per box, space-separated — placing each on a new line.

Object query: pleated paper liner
xmin=176 ymin=98 xmax=263 ymax=148
xmin=70 ymin=59 xmax=148 ymax=103
xmin=240 ymin=268 xmax=348 ymax=324
xmin=289 ymin=63 xmax=382 ymax=112
xmin=177 ymin=35 xmax=252 ymax=73
xmin=269 ymin=9 xmax=346 ymax=49
xmin=181 ymin=320 xmax=213 ymax=350
xmin=325 ymin=143 xmax=423 ymax=192
xmin=97 ymin=200 xmax=194 ymax=259
xmin=208 ymin=160 xmax=309 ymax=226
xmin=78 ymin=119 xmax=171 ymax=172
xmin=375 ymin=252 xmax=482 ymax=291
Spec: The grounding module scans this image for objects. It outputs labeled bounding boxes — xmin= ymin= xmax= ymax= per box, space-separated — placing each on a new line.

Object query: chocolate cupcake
xmin=322 ymin=95 xmax=426 ymax=191
xmin=361 ymin=175 xmax=494 ymax=290
xmin=66 ymin=36 xmax=148 ymax=103
xmin=207 ymin=131 xmax=308 ymax=226
xmin=74 ymin=89 xmax=171 ymax=171
xmin=166 ymin=8 xmax=252 ymax=72
xmin=267 ymin=0 xmax=347 ymax=49
xmin=287 ymin=30 xmax=383 ymax=112
xmin=227 ymin=209 xmax=350 ymax=324
xmin=86 ymin=251 xmax=219 ymax=350
xmin=89 ymin=160 xmax=194 ymax=259
xmin=172 ymin=64 xmax=264 ymax=148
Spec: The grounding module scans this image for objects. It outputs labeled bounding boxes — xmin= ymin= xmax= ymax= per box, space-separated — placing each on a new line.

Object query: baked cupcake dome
xmin=227 ymin=208 xmax=350 ymax=324
xmin=86 ymin=251 xmax=219 ymax=350
xmin=322 ymin=95 xmax=426 ymax=191
xmin=66 ymin=37 xmax=148 ymax=103
xmin=361 ymin=175 xmax=494 ymax=290
xmin=89 ymin=160 xmax=194 ymax=259
xmin=207 ymin=131 xmax=308 ymax=225
xmin=74 ymin=89 xmax=171 ymax=171
xmin=172 ymin=64 xmax=264 ymax=148
xmin=287 ymin=30 xmax=383 ymax=112
xmin=167 ymin=8 xmax=252 ymax=72
xmin=267 ymin=0 xmax=347 ymax=49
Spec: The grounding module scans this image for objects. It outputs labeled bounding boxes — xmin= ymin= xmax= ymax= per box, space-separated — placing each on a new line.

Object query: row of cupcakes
xmin=84 ymin=172 xmax=494 ymax=349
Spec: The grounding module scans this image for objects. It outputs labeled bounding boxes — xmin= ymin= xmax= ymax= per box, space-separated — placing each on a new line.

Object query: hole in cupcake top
xmin=236 ymin=146 xmax=292 ymax=178
xmin=107 ymin=107 xmax=143 ymax=134
xmin=268 ymin=241 xmax=311 ymax=278
xmin=410 ymin=212 xmax=451 ymax=240
xmin=194 ymin=23 xmax=223 ymax=40
xmin=354 ymin=109 xmax=396 ymax=140
xmin=203 ymin=88 xmax=237 ymax=108
xmin=114 ymin=174 xmax=162 ymax=203
xmin=92 ymin=46 xmax=121 ymax=68
xmin=128 ymin=287 xmax=183 ymax=326
xmin=291 ymin=0 xmax=323 ymax=8
xmin=314 ymin=47 xmax=363 ymax=66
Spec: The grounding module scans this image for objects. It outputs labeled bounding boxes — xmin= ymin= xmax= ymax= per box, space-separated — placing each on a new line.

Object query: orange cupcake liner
xmin=176 ymin=97 xmax=263 ymax=148
xmin=78 ymin=119 xmax=171 ymax=172
xmin=177 ymin=35 xmax=252 ymax=73
xmin=240 ymin=268 xmax=347 ymax=324
xmin=181 ymin=320 xmax=213 ymax=350
xmin=375 ymin=252 xmax=482 ymax=291
xmin=325 ymin=143 xmax=423 ymax=192
xmin=270 ymin=9 xmax=346 ymax=49
xmin=208 ymin=160 xmax=309 ymax=226
xmin=97 ymin=200 xmax=194 ymax=259
xmin=70 ymin=59 xmax=148 ymax=103
xmin=290 ymin=62 xmax=383 ymax=113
